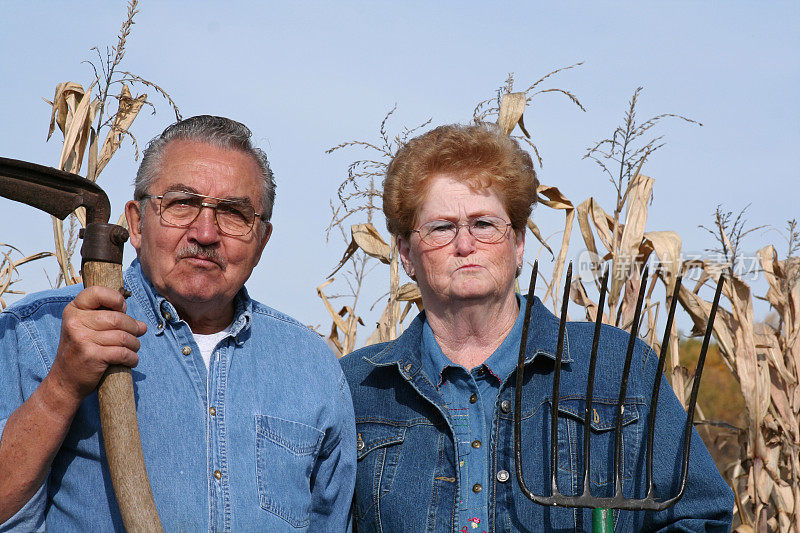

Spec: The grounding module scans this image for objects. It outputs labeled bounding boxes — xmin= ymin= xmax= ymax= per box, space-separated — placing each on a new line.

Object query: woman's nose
xmin=452 ymin=224 xmax=477 ymax=255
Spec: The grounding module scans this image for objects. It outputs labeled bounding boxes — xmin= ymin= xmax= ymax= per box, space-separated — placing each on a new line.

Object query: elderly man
xmin=0 ymin=115 xmax=356 ymax=531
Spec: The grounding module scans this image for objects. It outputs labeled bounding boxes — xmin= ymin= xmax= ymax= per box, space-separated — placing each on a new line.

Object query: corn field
xmin=0 ymin=4 xmax=796 ymax=531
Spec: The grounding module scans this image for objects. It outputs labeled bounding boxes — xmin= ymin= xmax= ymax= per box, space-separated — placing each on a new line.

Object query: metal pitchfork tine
xmin=514 ymin=261 xmax=725 ymax=529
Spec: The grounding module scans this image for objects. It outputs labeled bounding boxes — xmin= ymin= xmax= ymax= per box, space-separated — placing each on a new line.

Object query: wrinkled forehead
xmin=153 ymin=139 xmax=264 ymax=204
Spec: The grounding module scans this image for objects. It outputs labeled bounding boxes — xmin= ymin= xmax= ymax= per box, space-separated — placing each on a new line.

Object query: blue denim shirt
xmin=420 ymin=300 xmax=524 ymax=533
xmin=0 ymin=259 xmax=356 ymax=532
xmin=340 ymin=295 xmax=734 ymax=532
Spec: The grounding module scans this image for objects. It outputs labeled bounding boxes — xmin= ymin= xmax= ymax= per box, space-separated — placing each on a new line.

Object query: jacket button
xmin=469 ymin=394 xmax=478 ymax=404
xmin=357 ymin=434 xmax=365 ymax=451
xmin=157 ymin=322 xmax=164 ymax=330
xmin=164 ymin=311 xmax=172 ymax=321
xmin=182 ymin=346 xmax=192 ymax=356
xmin=500 ymin=400 xmax=511 ymax=413
xmin=496 ymin=470 xmax=510 ymax=483
xmin=472 ymin=483 xmax=482 ymax=493
xmin=213 ymin=470 xmax=222 ymax=480
xmin=209 ymin=406 xmax=216 ymax=416
xmin=471 ymin=440 xmax=481 ymax=449
xmin=404 ymin=363 xmax=413 ymax=372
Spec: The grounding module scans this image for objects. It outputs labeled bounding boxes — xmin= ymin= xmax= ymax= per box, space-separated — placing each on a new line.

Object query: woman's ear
xmin=397 ymin=235 xmax=416 ymax=279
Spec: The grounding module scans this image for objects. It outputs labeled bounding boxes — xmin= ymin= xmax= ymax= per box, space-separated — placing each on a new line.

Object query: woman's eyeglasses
xmin=411 ymin=216 xmax=512 ymax=247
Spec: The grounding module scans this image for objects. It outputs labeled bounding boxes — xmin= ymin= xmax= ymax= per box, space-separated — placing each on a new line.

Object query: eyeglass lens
xmin=159 ymin=191 xmax=256 ymax=236
xmin=418 ymin=216 xmax=509 ymax=246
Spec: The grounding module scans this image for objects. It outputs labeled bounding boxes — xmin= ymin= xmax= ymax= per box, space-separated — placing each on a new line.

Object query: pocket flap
xmin=256 ymin=414 xmax=324 ymax=456
xmin=356 ymin=422 xmax=405 ymax=460
xmin=554 ymin=397 xmax=641 ymax=432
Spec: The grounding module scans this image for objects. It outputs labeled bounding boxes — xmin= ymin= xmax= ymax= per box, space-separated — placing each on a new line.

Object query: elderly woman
xmin=340 ymin=123 xmax=733 ymax=532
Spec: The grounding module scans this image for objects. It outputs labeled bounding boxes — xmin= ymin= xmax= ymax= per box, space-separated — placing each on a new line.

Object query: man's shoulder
xmin=248 ymin=299 xmax=319 ymax=336
xmin=0 ymin=284 xmax=82 ymax=321
xmin=246 ymin=299 xmax=336 ymax=359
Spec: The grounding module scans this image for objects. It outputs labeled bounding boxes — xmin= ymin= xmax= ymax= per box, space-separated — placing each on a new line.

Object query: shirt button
xmin=496 ymin=470 xmax=510 ymax=483
xmin=471 ymin=440 xmax=482 ymax=449
xmin=472 ymin=483 xmax=482 ymax=493
xmin=213 ymin=470 xmax=222 ymax=480
xmin=209 ymin=406 xmax=216 ymax=416
xmin=500 ymin=400 xmax=512 ymax=413
xmin=469 ymin=393 xmax=478 ymax=404
xmin=182 ymin=346 xmax=191 ymax=356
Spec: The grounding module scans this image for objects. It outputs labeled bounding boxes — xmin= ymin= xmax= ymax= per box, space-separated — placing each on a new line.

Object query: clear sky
xmin=1 ymin=1 xmax=798 ymax=336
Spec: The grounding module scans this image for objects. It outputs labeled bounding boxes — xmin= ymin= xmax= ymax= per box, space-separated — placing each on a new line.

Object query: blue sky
xmin=1 ymin=1 xmax=798 ymax=335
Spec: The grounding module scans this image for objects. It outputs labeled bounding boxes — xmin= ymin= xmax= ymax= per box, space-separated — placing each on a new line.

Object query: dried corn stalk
xmin=41 ymin=0 xmax=179 ymax=286
xmin=675 ymin=240 xmax=799 ymax=532
xmin=322 ymin=107 xmax=432 ymax=353
xmin=0 ymin=245 xmax=52 ymax=310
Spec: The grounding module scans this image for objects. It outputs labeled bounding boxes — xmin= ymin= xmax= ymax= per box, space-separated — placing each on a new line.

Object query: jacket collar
xmin=363 ymin=294 xmax=572 ymax=375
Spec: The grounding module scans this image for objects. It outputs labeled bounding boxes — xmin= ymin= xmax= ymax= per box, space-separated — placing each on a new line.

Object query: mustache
xmin=176 ymin=244 xmax=227 ymax=269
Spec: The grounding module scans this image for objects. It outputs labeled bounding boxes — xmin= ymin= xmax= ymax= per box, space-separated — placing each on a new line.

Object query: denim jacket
xmin=340 ymin=295 xmax=733 ymax=532
xmin=0 ymin=259 xmax=356 ymax=532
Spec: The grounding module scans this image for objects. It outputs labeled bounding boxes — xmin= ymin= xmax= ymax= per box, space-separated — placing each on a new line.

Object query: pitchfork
xmin=514 ymin=261 xmax=724 ymax=532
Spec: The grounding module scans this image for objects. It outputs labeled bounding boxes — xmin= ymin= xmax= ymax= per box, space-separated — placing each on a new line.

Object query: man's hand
xmin=0 ymin=286 xmax=147 ymax=523
xmin=49 ymin=286 xmax=147 ymax=406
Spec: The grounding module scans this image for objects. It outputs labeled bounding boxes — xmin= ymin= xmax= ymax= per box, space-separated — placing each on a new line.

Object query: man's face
xmin=125 ymin=139 xmax=271 ymax=324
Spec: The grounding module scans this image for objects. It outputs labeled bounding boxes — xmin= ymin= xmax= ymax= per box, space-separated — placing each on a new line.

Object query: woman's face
xmin=398 ymin=174 xmax=524 ymax=310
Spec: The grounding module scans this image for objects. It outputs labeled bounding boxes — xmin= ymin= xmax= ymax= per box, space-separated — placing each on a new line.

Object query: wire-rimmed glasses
xmin=141 ymin=190 xmax=263 ymax=237
xmin=411 ymin=215 xmax=512 ymax=247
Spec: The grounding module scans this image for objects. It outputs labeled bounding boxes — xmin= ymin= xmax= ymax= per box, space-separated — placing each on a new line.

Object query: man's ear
xmin=125 ymin=200 xmax=143 ymax=252
xmin=397 ymin=235 xmax=416 ymax=279
xmin=258 ymin=221 xmax=272 ymax=254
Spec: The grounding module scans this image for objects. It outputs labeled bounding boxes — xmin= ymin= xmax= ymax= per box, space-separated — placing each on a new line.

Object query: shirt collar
xmin=420 ymin=295 xmax=527 ymax=386
xmin=124 ymin=258 xmax=253 ymax=338
xmin=366 ymin=293 xmax=572 ymax=372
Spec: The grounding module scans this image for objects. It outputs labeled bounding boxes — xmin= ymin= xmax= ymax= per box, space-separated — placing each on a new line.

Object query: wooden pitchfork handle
xmin=0 ymin=157 xmax=162 ymax=531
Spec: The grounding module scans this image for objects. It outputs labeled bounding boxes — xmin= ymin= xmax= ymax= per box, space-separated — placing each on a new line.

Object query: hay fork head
xmin=514 ymin=261 xmax=725 ymax=513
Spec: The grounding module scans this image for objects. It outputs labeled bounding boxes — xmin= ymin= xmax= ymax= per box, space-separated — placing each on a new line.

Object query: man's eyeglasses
xmin=411 ymin=215 xmax=513 ymax=247
xmin=141 ymin=191 xmax=263 ymax=237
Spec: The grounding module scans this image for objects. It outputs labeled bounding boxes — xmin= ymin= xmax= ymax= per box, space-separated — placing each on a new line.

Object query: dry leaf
xmin=526 ymin=218 xmax=554 ymax=257
xmin=328 ymin=222 xmax=392 ymax=278
xmin=497 ymin=92 xmax=529 ymax=137
xmin=642 ymin=230 xmax=682 ymax=287
xmin=95 ymin=84 xmax=147 ymax=178
xmin=612 ymin=174 xmax=654 ymax=303
xmin=396 ymin=282 xmax=422 ymax=303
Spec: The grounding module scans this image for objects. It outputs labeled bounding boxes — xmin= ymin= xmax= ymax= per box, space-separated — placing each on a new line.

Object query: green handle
xmin=592 ymin=508 xmax=613 ymax=532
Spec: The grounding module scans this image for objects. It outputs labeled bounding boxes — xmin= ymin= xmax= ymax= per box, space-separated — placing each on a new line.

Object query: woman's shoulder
xmin=340 ymin=341 xmax=393 ymax=377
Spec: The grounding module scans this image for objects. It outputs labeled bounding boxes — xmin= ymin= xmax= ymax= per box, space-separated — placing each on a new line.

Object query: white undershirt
xmin=192 ymin=322 xmax=234 ymax=370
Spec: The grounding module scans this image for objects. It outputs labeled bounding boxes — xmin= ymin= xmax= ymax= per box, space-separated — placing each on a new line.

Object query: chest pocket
xmin=255 ymin=414 xmax=324 ymax=528
xmin=353 ymin=421 xmax=405 ymax=518
xmin=556 ymin=397 xmax=642 ymax=494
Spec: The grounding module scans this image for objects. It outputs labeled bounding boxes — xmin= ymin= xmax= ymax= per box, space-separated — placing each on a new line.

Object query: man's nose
xmin=187 ymin=205 xmax=221 ymax=243
xmin=452 ymin=224 xmax=477 ymax=255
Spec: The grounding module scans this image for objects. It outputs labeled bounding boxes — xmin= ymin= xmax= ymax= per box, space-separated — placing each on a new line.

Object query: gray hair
xmin=134 ymin=115 xmax=276 ymax=221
